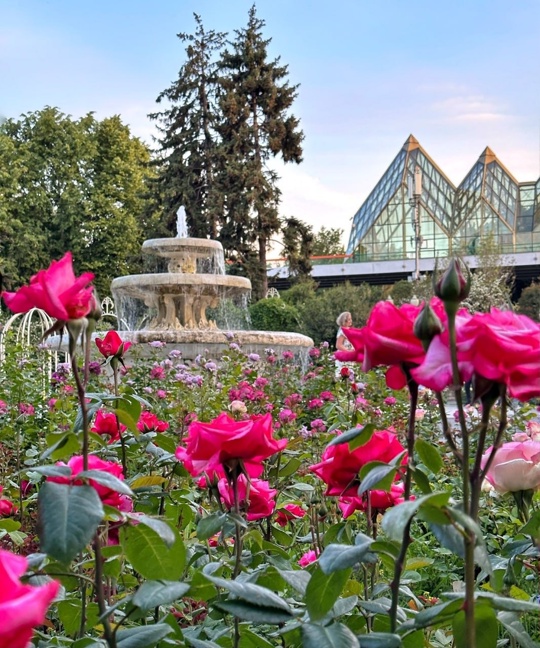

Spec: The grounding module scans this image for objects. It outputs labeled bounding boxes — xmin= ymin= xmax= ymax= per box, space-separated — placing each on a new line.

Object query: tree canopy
xmin=0 ymin=107 xmax=154 ymax=296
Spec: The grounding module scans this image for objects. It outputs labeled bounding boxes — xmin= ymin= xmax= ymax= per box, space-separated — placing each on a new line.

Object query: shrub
xmin=248 ymin=297 xmax=301 ymax=332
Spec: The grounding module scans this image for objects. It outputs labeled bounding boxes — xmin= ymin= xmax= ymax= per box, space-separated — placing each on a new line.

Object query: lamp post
xmin=408 ymin=166 xmax=423 ymax=281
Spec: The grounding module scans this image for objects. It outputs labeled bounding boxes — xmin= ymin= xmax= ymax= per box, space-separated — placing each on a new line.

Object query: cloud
xmin=431 ymin=94 xmax=510 ymax=124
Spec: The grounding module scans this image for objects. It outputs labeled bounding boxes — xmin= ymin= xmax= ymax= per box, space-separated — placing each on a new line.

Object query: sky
xmin=2 ymin=0 xmax=540 ymax=254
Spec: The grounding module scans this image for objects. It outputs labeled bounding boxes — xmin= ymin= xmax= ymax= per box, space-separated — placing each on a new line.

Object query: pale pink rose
xmin=481 ymin=441 xmax=540 ymax=493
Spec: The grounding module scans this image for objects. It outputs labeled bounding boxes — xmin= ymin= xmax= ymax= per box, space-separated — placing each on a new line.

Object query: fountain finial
xmin=176 ymin=206 xmax=189 ymax=239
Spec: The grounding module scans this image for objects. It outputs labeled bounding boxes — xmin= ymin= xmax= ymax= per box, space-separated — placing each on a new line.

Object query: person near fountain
xmin=335 ymin=311 xmax=353 ymax=377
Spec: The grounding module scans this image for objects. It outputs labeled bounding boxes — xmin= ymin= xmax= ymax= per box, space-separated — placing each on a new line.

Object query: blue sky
xmin=2 ymin=0 xmax=540 ymax=251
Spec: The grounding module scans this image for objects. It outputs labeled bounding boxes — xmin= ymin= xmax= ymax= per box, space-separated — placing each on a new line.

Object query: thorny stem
xmin=231 ymin=471 xmax=244 ymax=648
xmin=404 ymin=370 xmax=418 ymax=501
xmin=71 ymin=339 xmax=89 ymax=472
xmin=389 ymin=518 xmax=413 ymax=632
xmin=94 ymin=533 xmax=116 ymax=648
xmin=435 ymin=392 xmax=462 ymax=465
xmin=446 ymin=306 xmax=475 ymax=648
xmin=112 ymin=363 xmax=128 ymax=478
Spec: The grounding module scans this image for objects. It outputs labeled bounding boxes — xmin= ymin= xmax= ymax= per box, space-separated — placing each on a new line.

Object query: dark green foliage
xmin=248 ymin=297 xmax=300 ymax=332
xmin=280 ymin=216 xmax=314 ymax=283
xmin=0 ymin=108 xmax=154 ymax=296
xmin=389 ymin=279 xmax=415 ymax=304
xmin=149 ymin=14 xmax=226 ymax=239
xmin=517 ymin=282 xmax=540 ymax=321
xmin=282 ymin=281 xmax=383 ymax=346
xmin=312 ymin=227 xmax=346 ymax=257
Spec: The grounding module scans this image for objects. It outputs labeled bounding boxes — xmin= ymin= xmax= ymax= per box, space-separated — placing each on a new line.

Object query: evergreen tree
xmin=217 ymin=5 xmax=303 ymax=298
xmin=281 ymin=216 xmax=314 ymax=283
xmin=149 ymin=15 xmax=226 ymax=238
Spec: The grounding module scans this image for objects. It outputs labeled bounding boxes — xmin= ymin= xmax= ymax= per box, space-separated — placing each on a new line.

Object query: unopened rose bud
xmin=86 ymin=291 xmax=102 ymax=323
xmin=413 ymin=302 xmax=444 ymax=350
xmin=434 ymin=258 xmax=470 ymax=305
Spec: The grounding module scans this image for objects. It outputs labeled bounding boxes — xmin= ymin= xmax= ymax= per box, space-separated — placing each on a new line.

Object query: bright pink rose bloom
xmin=0 ymin=550 xmax=59 ymax=648
xmin=2 ymin=252 xmax=94 ymax=321
xmin=459 ymin=309 xmax=540 ymax=400
xmin=48 ymin=454 xmax=127 ymax=508
xmin=0 ymin=400 xmax=7 ymax=415
xmin=338 ymin=482 xmax=406 ymax=517
xmin=91 ymin=410 xmax=126 ymax=443
xmin=336 ymin=298 xmax=447 ymax=389
xmin=481 ymin=441 xmax=540 ymax=493
xmin=137 ymin=411 xmax=169 ymax=433
xmin=175 ymin=412 xmax=286 ymax=477
xmin=276 ymin=503 xmax=306 ymax=527
xmin=298 ymin=550 xmax=319 ymax=568
xmin=95 ymin=330 xmax=132 ymax=358
xmin=217 ymin=476 xmax=277 ymax=521
xmin=310 ymin=428 xmax=406 ymax=497
xmin=18 ymin=403 xmax=35 ymax=416
xmin=0 ymin=487 xmax=17 ymax=517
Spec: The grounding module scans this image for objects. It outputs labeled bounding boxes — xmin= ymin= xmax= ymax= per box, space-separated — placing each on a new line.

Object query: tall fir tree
xmin=217 ymin=5 xmax=303 ymax=298
xmin=149 ymin=15 xmax=226 ymax=238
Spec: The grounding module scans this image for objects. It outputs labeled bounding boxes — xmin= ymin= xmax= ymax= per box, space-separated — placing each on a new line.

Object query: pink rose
xmin=175 ymin=412 xmax=286 ymax=477
xmin=136 ymin=411 xmax=169 ymax=433
xmin=48 ymin=455 xmax=127 ymax=508
xmin=2 ymin=252 xmax=94 ymax=321
xmin=338 ymin=482 xmax=406 ymax=517
xmin=217 ymin=476 xmax=277 ymax=521
xmin=91 ymin=410 xmax=126 ymax=443
xmin=460 ymin=309 xmax=540 ymax=401
xmin=0 ymin=487 xmax=17 ymax=517
xmin=276 ymin=503 xmax=306 ymax=527
xmin=481 ymin=441 xmax=540 ymax=493
xmin=95 ymin=330 xmax=132 ymax=359
xmin=310 ymin=429 xmax=406 ymax=497
xmin=298 ymin=550 xmax=319 ymax=568
xmin=0 ymin=549 xmax=59 ymax=648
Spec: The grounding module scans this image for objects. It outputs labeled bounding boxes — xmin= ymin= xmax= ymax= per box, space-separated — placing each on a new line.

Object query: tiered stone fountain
xmin=109 ymin=210 xmax=313 ymax=360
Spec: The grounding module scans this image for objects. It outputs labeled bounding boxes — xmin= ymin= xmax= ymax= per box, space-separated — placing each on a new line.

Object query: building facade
xmin=346 ymin=135 xmax=540 ymax=261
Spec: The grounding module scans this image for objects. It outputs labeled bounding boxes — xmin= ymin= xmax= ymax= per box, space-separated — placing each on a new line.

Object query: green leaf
xmin=238 ymin=627 xmax=275 ymax=648
xmin=411 ymin=466 xmax=432 ymax=494
xmin=29 ymin=465 xmax=72 ymax=478
xmin=415 ymin=438 xmax=443 ymax=474
xmin=358 ymin=462 xmax=398 ymax=495
xmin=0 ymin=519 xmax=21 ymax=532
xmin=121 ymin=524 xmax=185 ymax=580
xmin=319 ymin=537 xmax=377 ymax=573
xmin=453 ymin=602 xmax=497 ymax=648
xmin=78 ymin=470 xmax=133 ymax=496
xmin=413 ymin=599 xmax=464 ymax=629
xmin=130 ymin=514 xmax=176 ymax=548
xmin=116 ymin=624 xmax=173 ymax=648
xmin=197 ymin=512 xmax=228 ymax=540
xmin=42 ymin=432 xmax=80 ymax=461
xmin=382 ymin=492 xmax=450 ymax=541
xmin=113 ymin=395 xmax=142 ymax=433
xmin=185 ymin=638 xmax=222 ymax=648
xmin=358 ymin=633 xmax=402 ymax=647
xmin=204 ymin=575 xmax=292 ymax=614
xmin=214 ymin=599 xmax=293 ymax=624
xmin=57 ymin=600 xmax=99 ymax=636
xmin=302 ymin=622 xmax=360 ymax=648
xmin=278 ymin=569 xmax=311 ymax=595
xmin=38 ymin=482 xmax=104 ymax=563
xmin=498 ymin=611 xmax=540 ymax=648
xmin=278 ymin=457 xmax=303 ymax=478
xmin=74 ymin=401 xmax=102 ymax=433
xmin=305 ymin=566 xmax=351 ymax=621
xmin=327 ymin=424 xmax=375 ymax=449
xmin=132 ymin=580 xmax=190 ymax=610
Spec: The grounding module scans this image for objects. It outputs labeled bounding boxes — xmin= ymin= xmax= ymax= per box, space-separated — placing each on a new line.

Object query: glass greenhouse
xmin=346 ymin=135 xmax=540 ymax=261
